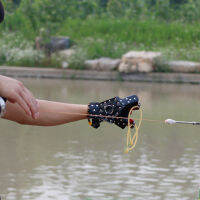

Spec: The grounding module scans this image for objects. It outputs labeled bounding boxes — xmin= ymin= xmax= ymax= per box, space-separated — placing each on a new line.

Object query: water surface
xmin=0 ymin=79 xmax=200 ymax=200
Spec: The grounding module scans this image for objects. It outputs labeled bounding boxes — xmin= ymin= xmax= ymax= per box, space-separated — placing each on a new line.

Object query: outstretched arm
xmin=2 ymin=94 xmax=140 ymax=129
xmin=3 ymin=100 xmax=88 ymax=126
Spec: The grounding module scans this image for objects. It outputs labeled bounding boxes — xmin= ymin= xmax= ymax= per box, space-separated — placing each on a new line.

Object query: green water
xmin=0 ymin=78 xmax=200 ymax=200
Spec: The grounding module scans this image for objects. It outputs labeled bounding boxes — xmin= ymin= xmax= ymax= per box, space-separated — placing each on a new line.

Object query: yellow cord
xmin=49 ymin=106 xmax=144 ymax=153
xmin=125 ymin=106 xmax=143 ymax=153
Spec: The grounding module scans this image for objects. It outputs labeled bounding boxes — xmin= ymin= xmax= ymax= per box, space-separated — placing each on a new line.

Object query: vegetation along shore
xmin=1 ymin=0 xmax=200 ymax=73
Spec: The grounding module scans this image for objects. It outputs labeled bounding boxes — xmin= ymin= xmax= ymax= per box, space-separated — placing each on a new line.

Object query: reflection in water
xmin=0 ymin=79 xmax=200 ymax=200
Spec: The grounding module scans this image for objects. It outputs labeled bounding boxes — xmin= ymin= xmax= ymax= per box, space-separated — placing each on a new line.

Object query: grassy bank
xmin=1 ymin=16 xmax=200 ymax=68
xmin=58 ymin=18 xmax=200 ymax=61
xmin=1 ymin=0 xmax=200 ymax=69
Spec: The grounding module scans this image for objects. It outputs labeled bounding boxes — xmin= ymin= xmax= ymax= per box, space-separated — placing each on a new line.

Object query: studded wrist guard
xmin=88 ymin=95 xmax=140 ymax=129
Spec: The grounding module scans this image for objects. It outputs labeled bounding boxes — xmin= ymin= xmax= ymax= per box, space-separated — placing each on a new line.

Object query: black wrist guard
xmin=88 ymin=95 xmax=140 ymax=129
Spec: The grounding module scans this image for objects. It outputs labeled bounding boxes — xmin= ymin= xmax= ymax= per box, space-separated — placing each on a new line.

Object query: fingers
xmin=14 ymin=94 xmax=32 ymax=117
xmin=19 ymin=87 xmax=39 ymax=119
xmin=11 ymin=81 xmax=39 ymax=119
xmin=0 ymin=76 xmax=39 ymax=119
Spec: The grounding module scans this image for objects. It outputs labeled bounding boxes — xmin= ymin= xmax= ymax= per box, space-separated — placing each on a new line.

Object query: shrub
xmin=0 ymin=32 xmax=45 ymax=66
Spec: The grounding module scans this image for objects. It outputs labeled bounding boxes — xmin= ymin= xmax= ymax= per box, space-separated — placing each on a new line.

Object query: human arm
xmin=3 ymin=100 xmax=88 ymax=126
xmin=2 ymin=94 xmax=140 ymax=128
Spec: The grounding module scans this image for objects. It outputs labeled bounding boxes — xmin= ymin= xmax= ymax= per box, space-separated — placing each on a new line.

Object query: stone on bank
xmin=119 ymin=51 xmax=162 ymax=73
xmin=167 ymin=61 xmax=200 ymax=73
xmin=84 ymin=58 xmax=121 ymax=71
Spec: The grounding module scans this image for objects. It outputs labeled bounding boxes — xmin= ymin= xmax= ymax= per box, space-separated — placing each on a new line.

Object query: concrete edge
xmin=0 ymin=66 xmax=200 ymax=84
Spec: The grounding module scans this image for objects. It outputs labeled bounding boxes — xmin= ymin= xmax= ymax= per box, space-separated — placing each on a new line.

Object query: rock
xmin=35 ymin=36 xmax=73 ymax=54
xmin=138 ymin=62 xmax=153 ymax=73
xmin=50 ymin=37 xmax=72 ymax=51
xmin=123 ymin=51 xmax=162 ymax=61
xmin=118 ymin=62 xmax=136 ymax=73
xmin=84 ymin=58 xmax=121 ymax=71
xmin=119 ymin=51 xmax=162 ymax=73
xmin=84 ymin=60 xmax=99 ymax=70
xmin=57 ymin=49 xmax=76 ymax=60
xmin=98 ymin=58 xmax=121 ymax=71
xmin=167 ymin=61 xmax=200 ymax=73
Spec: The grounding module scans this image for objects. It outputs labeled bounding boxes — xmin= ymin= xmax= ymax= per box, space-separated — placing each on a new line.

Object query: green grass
xmin=57 ymin=18 xmax=200 ymax=62
xmin=2 ymin=17 xmax=200 ymax=70
xmin=59 ymin=18 xmax=200 ymax=47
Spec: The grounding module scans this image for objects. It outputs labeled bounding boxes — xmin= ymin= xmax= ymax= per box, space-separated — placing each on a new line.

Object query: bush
xmin=0 ymin=32 xmax=45 ymax=66
xmin=1 ymin=0 xmax=200 ymax=69
xmin=68 ymin=47 xmax=88 ymax=70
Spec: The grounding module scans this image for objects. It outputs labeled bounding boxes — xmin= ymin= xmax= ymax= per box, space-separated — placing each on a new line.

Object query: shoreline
xmin=0 ymin=66 xmax=200 ymax=84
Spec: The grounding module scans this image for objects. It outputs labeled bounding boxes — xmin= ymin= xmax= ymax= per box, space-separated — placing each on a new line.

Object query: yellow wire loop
xmin=49 ymin=105 xmax=144 ymax=153
xmin=125 ymin=106 xmax=143 ymax=153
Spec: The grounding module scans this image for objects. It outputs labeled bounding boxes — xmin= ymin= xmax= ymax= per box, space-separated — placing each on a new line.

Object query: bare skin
xmin=0 ymin=75 xmax=39 ymax=119
xmin=0 ymin=75 xmax=88 ymax=126
xmin=3 ymin=100 xmax=88 ymax=126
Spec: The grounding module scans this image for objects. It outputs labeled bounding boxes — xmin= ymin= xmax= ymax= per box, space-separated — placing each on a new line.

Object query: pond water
xmin=0 ymin=78 xmax=200 ymax=200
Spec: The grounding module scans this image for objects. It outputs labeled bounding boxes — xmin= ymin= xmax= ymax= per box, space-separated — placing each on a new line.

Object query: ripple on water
xmin=3 ymin=80 xmax=200 ymax=200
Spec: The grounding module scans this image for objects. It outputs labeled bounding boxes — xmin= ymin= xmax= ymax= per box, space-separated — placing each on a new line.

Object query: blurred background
xmin=0 ymin=0 xmax=200 ymax=68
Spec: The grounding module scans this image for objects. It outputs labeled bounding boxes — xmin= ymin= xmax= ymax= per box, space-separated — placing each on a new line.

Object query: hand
xmin=0 ymin=75 xmax=39 ymax=119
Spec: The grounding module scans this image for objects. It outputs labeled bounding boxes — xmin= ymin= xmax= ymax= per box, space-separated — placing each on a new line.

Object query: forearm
xmin=3 ymin=100 xmax=88 ymax=126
